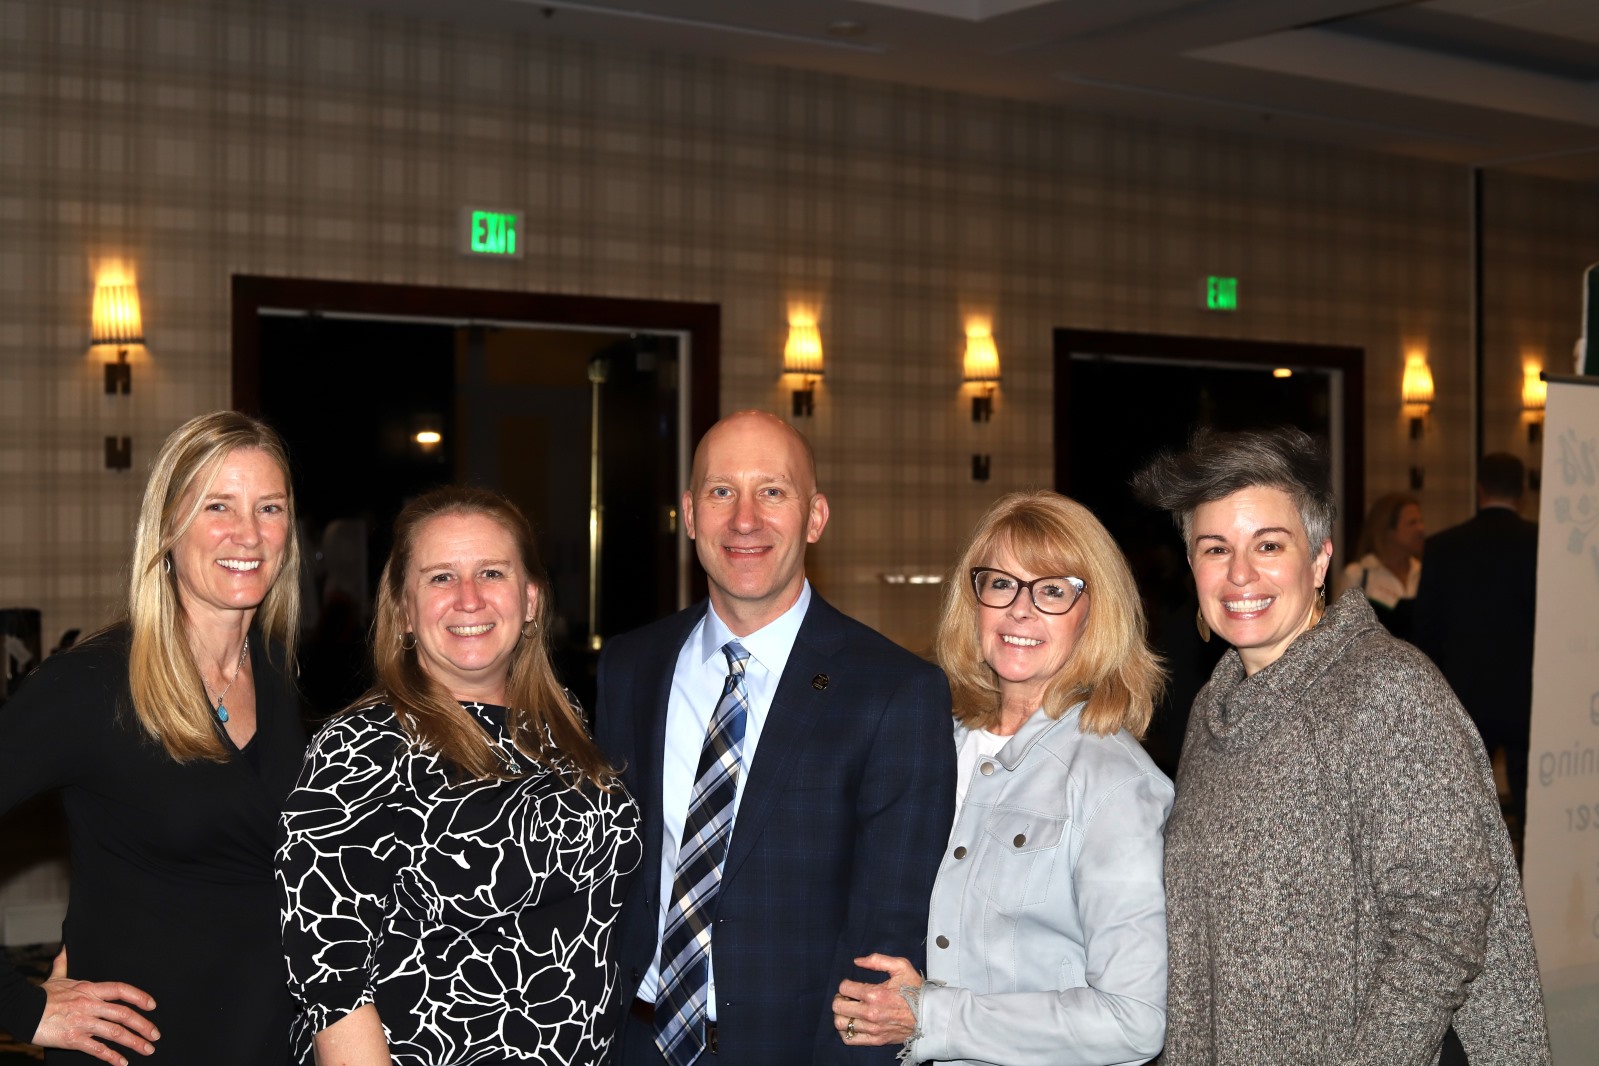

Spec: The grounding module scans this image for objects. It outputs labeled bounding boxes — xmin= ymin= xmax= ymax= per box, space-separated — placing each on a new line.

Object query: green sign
xmin=1205 ymin=276 xmax=1238 ymax=312
xmin=461 ymin=209 xmax=523 ymax=259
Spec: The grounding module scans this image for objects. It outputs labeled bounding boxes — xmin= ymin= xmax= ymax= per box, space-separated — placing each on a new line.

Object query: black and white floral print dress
xmin=277 ymin=700 xmax=641 ymax=1066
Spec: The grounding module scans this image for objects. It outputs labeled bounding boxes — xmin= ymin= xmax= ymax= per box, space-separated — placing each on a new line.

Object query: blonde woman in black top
xmin=0 ymin=410 xmax=306 ymax=1065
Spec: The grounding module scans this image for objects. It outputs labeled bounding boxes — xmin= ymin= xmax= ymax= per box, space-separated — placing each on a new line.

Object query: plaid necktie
xmin=655 ymin=640 xmax=750 ymax=1066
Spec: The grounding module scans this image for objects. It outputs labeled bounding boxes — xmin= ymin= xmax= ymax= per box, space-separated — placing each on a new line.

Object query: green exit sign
xmin=461 ymin=208 xmax=524 ymax=259
xmin=1204 ymin=276 xmax=1238 ymax=312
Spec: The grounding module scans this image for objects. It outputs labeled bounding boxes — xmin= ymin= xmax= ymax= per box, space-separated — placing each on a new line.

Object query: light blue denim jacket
xmin=912 ymin=704 xmax=1173 ymax=1066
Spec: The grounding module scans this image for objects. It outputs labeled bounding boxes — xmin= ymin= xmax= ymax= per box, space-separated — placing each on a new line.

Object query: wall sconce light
xmin=91 ymin=281 xmax=144 ymax=395
xmin=962 ymin=329 xmax=1001 ymax=423
xmin=1400 ymin=352 xmax=1433 ymax=440
xmin=783 ymin=316 xmax=823 ymax=417
xmin=1522 ymin=362 xmax=1546 ymax=445
xmin=963 ymin=326 xmax=999 ymax=481
xmin=1400 ymin=350 xmax=1433 ymax=490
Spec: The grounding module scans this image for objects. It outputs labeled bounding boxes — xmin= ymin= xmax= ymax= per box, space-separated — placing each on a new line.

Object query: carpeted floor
xmin=0 ymin=944 xmax=53 ymax=1062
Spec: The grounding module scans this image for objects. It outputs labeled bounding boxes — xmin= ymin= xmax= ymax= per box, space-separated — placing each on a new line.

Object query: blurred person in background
xmin=1414 ymin=453 xmax=1538 ymax=833
xmin=1338 ymin=492 xmax=1424 ymax=640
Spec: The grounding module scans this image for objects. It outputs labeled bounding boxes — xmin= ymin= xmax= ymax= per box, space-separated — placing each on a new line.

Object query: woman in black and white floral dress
xmin=278 ymin=487 xmax=641 ymax=1066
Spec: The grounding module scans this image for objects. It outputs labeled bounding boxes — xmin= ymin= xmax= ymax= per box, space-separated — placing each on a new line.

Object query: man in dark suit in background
xmin=1414 ymin=452 xmax=1539 ymax=828
xmin=597 ymin=410 xmax=955 ymax=1066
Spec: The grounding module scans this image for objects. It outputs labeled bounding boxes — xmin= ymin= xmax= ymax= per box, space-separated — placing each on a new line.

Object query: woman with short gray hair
xmin=1134 ymin=426 xmax=1547 ymax=1065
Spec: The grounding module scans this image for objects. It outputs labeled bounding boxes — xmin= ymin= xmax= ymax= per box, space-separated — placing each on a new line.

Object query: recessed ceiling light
xmin=826 ymin=20 xmax=867 ymax=38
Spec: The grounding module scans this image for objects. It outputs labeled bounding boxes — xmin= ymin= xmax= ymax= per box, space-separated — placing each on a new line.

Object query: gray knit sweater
xmin=1161 ymin=590 xmax=1548 ymax=1066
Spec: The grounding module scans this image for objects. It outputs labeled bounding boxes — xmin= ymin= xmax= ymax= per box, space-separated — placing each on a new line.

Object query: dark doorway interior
xmin=235 ymin=276 xmax=720 ymax=718
xmin=1054 ymin=330 xmax=1364 ymax=773
xmin=259 ymin=315 xmax=457 ymax=716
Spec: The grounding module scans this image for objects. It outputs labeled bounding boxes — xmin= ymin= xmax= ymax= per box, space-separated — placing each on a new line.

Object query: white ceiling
xmin=314 ymin=0 xmax=1599 ymax=182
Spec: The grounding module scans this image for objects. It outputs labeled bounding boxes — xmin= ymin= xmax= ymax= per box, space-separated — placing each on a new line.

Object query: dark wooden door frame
xmin=1053 ymin=328 xmax=1365 ymax=550
xmin=230 ymin=275 xmax=720 ymax=449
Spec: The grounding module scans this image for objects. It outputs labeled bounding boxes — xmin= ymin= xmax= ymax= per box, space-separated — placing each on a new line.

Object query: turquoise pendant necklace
xmin=204 ymin=635 xmax=250 ymax=724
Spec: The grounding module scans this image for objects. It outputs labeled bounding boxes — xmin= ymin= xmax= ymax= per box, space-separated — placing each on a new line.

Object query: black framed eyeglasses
xmin=970 ymin=568 xmax=1087 ymax=616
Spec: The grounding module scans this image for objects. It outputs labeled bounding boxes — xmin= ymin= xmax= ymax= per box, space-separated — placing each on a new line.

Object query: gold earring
xmin=400 ymin=632 xmax=416 ymax=650
xmin=522 ymin=620 xmax=538 ymax=639
xmin=1196 ymin=608 xmax=1211 ymax=643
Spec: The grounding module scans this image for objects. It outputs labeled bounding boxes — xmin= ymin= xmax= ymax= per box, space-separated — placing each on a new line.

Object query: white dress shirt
xmin=638 ymin=581 xmax=812 ymax=1016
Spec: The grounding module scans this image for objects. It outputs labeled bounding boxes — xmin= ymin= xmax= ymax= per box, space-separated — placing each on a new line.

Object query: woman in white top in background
xmin=831 ymin=491 xmax=1172 ymax=1066
xmin=1338 ymin=492 xmax=1424 ymax=639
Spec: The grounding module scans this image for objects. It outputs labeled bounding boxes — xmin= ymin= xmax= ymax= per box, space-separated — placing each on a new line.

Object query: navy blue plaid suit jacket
xmin=595 ymin=593 xmax=956 ymax=1065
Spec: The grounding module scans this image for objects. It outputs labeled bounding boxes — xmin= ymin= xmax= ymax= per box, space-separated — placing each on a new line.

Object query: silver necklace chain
xmin=203 ymin=634 xmax=250 ymax=722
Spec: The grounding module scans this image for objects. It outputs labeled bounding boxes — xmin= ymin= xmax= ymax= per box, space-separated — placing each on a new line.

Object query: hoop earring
xmin=1317 ymin=584 xmax=1327 ymax=608
xmin=162 ymin=556 xmax=172 ymax=574
xmin=1195 ymin=608 xmax=1211 ymax=643
xmin=400 ymin=632 xmax=416 ymax=651
xmin=522 ymin=620 xmax=538 ymax=639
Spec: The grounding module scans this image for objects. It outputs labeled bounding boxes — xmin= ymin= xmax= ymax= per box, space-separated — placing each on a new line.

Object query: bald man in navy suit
xmin=596 ymin=410 xmax=955 ymax=1066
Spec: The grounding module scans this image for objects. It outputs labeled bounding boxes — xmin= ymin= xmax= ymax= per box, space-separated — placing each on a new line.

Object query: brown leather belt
xmin=630 ymin=998 xmax=718 ymax=1054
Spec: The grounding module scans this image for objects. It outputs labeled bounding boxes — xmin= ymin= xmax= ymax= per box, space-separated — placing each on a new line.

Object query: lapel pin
xmin=812 ymin=674 xmax=829 ymax=691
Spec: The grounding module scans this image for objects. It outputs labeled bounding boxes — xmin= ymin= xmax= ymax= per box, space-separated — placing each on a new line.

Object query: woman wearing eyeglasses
xmin=832 ymin=492 xmax=1172 ymax=1066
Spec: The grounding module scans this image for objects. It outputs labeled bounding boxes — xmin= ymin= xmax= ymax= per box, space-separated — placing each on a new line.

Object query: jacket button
xmin=1013 ymin=833 xmax=1027 ymax=847
xmin=979 ymin=762 xmax=994 ymax=776
xmin=953 ymin=846 xmax=967 ymax=859
xmin=935 ymin=935 xmax=949 ymax=949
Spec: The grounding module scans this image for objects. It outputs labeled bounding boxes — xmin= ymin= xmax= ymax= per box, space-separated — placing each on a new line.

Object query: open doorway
xmin=233 ymin=277 xmax=720 ymax=716
xmin=1054 ymin=329 xmax=1364 ymax=771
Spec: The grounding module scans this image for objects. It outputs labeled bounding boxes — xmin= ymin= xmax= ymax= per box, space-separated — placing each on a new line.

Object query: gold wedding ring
xmin=845 ymin=1018 xmax=856 ymax=1039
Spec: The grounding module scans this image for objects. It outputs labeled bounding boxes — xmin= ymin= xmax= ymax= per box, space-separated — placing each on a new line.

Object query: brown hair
xmin=1478 ymin=452 xmax=1525 ymax=502
xmin=1355 ymin=492 xmax=1419 ymax=558
xmin=364 ymin=486 xmax=617 ymax=788
xmin=936 ymin=492 xmax=1165 ymax=737
xmin=128 ymin=411 xmax=301 ymax=762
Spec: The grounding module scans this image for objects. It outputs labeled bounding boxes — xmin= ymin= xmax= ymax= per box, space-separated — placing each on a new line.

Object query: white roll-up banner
xmin=1524 ymin=373 xmax=1599 ymax=1062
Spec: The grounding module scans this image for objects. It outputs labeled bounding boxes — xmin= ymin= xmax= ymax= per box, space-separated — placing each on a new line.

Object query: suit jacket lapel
xmin=722 ymin=595 xmax=846 ymax=884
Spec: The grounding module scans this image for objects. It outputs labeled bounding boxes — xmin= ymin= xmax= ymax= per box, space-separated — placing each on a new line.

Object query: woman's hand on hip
xmin=32 ymin=948 xmax=158 ymax=1066
xmin=833 ymin=953 xmax=922 ymax=1047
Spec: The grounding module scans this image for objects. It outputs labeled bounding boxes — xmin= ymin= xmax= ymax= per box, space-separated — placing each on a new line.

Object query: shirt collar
xmin=699 ymin=580 xmax=812 ymax=678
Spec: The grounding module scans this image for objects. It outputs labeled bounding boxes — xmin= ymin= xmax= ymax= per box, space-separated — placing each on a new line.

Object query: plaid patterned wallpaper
xmin=2 ymin=0 xmax=1597 ymax=656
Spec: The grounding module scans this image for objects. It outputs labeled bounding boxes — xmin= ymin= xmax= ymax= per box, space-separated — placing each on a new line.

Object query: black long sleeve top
xmin=0 ymin=625 xmax=306 ymax=1064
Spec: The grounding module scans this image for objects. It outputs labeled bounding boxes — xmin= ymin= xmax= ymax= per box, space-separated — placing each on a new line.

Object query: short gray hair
xmin=1131 ymin=426 xmax=1336 ymax=552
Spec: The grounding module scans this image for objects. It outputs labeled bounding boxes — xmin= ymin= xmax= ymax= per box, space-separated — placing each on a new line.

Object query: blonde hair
xmin=363 ymin=486 xmax=618 ymax=789
xmin=128 ymin=411 xmax=301 ymax=762
xmin=936 ymin=492 xmax=1164 ymax=737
